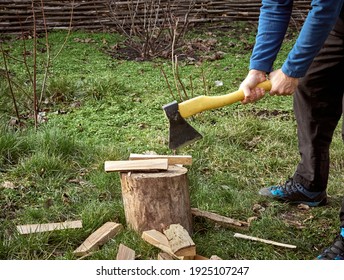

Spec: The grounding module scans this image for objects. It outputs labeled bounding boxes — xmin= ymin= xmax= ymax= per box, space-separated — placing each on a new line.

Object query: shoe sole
xmin=258 ymin=189 xmax=328 ymax=207
xmin=280 ymin=196 xmax=328 ymax=207
xmin=285 ymin=198 xmax=327 ymax=207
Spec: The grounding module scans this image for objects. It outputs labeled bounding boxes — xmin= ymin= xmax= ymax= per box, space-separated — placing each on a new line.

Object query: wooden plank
xmin=163 ymin=224 xmax=196 ymax=257
xmin=16 ymin=220 xmax=82 ymax=234
xmin=233 ymin=233 xmax=297 ymax=249
xmin=191 ymin=208 xmax=249 ymax=229
xmin=104 ymin=159 xmax=168 ymax=172
xmin=116 ymin=243 xmax=135 ymax=260
xmin=129 ymin=153 xmax=192 ymax=165
xmin=73 ymin=222 xmax=123 ymax=256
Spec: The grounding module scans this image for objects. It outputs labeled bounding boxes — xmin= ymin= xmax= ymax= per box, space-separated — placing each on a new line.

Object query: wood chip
xmin=73 ymin=222 xmax=123 ymax=256
xmin=116 ymin=243 xmax=135 ymax=260
xmin=163 ymin=224 xmax=196 ymax=257
xmin=158 ymin=252 xmax=174 ymax=260
xmin=141 ymin=229 xmax=176 ymax=257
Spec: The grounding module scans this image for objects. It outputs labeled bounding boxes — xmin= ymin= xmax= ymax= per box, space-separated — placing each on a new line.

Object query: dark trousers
xmin=293 ymin=13 xmax=344 ymax=226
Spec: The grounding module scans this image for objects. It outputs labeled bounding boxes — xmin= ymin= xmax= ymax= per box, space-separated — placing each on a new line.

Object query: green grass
xmin=0 ymin=22 xmax=343 ymax=260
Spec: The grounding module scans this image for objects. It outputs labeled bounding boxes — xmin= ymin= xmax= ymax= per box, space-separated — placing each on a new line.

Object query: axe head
xmin=162 ymin=101 xmax=203 ymax=150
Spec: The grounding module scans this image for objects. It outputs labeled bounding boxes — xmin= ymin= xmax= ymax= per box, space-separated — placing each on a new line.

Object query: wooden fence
xmin=0 ymin=0 xmax=311 ymax=34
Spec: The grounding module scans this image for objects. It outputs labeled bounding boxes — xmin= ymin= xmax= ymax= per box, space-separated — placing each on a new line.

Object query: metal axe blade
xmin=162 ymin=101 xmax=203 ymax=150
xmin=162 ymin=81 xmax=272 ymax=149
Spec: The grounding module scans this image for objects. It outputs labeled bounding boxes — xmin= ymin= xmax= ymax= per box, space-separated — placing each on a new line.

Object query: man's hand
xmin=240 ymin=69 xmax=299 ymax=104
xmin=240 ymin=69 xmax=267 ymax=104
xmin=269 ymin=69 xmax=299 ymax=96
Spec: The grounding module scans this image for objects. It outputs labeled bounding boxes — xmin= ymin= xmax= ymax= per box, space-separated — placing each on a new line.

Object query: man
xmin=240 ymin=0 xmax=344 ymax=259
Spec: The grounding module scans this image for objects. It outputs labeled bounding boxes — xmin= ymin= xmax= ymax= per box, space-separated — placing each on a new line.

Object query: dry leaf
xmin=247 ymin=216 xmax=258 ymax=224
xmin=297 ymin=204 xmax=310 ymax=211
xmin=1 ymin=181 xmax=15 ymax=189
xmin=252 ymin=203 xmax=265 ymax=213
xmin=215 ymin=80 xmax=223 ymax=87
xmin=210 ymin=255 xmax=222 ymax=260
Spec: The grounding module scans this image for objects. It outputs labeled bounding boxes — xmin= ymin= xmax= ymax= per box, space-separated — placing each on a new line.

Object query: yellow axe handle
xmin=178 ymin=80 xmax=272 ymax=118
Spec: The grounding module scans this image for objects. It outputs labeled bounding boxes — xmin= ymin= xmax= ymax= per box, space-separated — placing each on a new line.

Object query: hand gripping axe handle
xmin=162 ymin=80 xmax=271 ymax=150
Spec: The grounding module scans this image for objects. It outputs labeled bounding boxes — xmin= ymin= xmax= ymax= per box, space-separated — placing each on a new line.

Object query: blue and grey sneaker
xmin=259 ymin=178 xmax=327 ymax=207
xmin=317 ymin=229 xmax=344 ymax=260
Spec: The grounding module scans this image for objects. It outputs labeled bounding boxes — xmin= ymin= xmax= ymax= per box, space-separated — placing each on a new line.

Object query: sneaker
xmin=317 ymin=235 xmax=344 ymax=260
xmin=259 ymin=178 xmax=327 ymax=207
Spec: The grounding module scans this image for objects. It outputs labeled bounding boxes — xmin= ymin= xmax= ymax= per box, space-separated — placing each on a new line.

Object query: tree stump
xmin=119 ymin=165 xmax=192 ymax=234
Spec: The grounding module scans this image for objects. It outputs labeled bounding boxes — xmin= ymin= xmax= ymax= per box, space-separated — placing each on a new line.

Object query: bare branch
xmin=31 ymin=0 xmax=38 ymax=129
xmin=106 ymin=0 xmax=195 ymax=60
xmin=159 ymin=65 xmax=176 ymax=101
xmin=189 ymin=75 xmax=194 ymax=98
xmin=52 ymin=0 xmax=75 ymax=60
xmin=175 ymin=56 xmax=189 ymax=100
xmin=201 ymin=68 xmax=208 ymax=96
xmin=39 ymin=0 xmax=51 ymax=105
xmin=0 ymin=43 xmax=21 ymax=124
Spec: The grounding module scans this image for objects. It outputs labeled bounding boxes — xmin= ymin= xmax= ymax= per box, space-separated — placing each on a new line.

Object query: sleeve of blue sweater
xmin=249 ymin=0 xmax=344 ymax=78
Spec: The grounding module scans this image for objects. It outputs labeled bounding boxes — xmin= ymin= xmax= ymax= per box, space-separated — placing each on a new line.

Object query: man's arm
xmin=282 ymin=0 xmax=344 ymax=77
xmin=242 ymin=0 xmax=344 ymax=103
xmin=250 ymin=0 xmax=293 ymax=74
xmin=251 ymin=0 xmax=344 ymax=77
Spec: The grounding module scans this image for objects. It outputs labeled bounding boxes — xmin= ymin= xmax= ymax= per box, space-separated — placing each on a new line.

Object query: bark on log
xmin=120 ymin=165 xmax=192 ymax=234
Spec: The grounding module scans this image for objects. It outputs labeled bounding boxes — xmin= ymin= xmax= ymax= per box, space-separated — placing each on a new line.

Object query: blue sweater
xmin=250 ymin=0 xmax=344 ymax=78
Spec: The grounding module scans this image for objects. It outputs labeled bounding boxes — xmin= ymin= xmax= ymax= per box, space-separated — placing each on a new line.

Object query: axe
xmin=162 ymin=80 xmax=271 ymax=150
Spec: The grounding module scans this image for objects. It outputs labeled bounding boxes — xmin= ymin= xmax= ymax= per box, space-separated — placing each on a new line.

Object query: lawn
xmin=0 ymin=21 xmax=343 ymax=260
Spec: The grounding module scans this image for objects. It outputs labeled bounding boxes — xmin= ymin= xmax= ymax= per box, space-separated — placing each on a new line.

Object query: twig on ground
xmin=234 ymin=233 xmax=297 ymax=249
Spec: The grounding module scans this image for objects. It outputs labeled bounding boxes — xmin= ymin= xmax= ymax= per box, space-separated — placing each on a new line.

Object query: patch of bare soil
xmin=251 ymin=108 xmax=293 ymax=120
xmin=279 ymin=206 xmax=314 ymax=229
xmin=104 ymin=22 xmax=257 ymax=62
xmin=105 ymin=37 xmax=225 ymax=63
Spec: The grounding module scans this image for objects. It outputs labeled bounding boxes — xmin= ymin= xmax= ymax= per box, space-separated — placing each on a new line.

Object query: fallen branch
xmin=191 ymin=208 xmax=249 ymax=229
